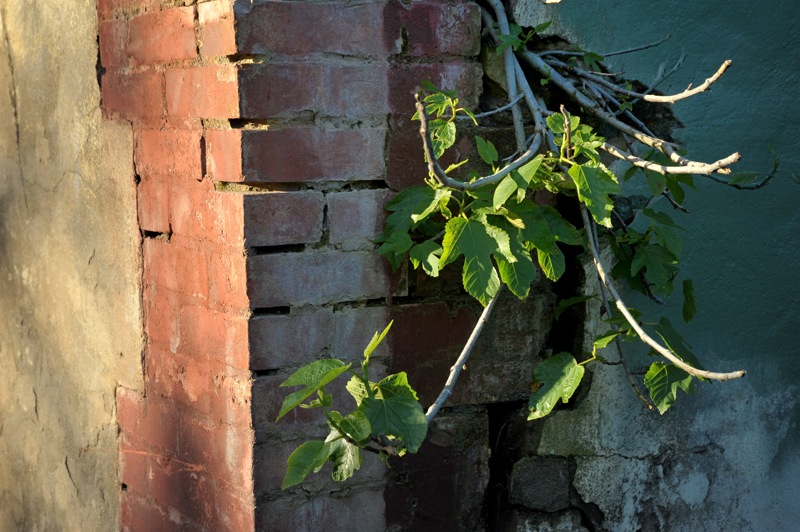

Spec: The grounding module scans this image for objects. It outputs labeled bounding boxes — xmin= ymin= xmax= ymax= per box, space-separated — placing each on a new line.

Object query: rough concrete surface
xmin=0 ymin=1 xmax=142 ymax=530
xmin=512 ymin=1 xmax=800 ymax=529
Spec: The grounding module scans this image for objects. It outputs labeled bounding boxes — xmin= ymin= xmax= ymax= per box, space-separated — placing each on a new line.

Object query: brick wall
xmin=98 ymin=0 xmax=549 ymax=529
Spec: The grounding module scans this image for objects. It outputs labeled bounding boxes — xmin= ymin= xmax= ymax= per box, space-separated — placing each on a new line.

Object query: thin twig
xmin=459 ymin=93 xmax=525 ymax=120
xmin=580 ymin=207 xmax=746 ymax=381
xmin=426 ymin=287 xmax=504 ymax=422
xmin=539 ymin=34 xmax=671 ymax=59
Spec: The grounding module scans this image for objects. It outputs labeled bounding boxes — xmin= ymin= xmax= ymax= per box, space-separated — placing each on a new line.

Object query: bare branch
xmin=540 ymin=34 xmax=671 ymax=59
xmin=426 ymin=287 xmax=504 ymax=422
xmin=458 ymin=93 xmax=525 ymax=120
xmin=580 ymin=207 xmax=746 ymax=381
xmin=601 ymin=142 xmax=740 ymax=175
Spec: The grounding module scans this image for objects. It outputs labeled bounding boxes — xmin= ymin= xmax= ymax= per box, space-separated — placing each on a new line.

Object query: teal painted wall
xmin=513 ymin=1 xmax=800 ymax=528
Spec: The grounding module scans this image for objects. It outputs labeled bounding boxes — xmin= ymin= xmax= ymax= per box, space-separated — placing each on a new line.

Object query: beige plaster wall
xmin=0 ymin=1 xmax=143 ymax=530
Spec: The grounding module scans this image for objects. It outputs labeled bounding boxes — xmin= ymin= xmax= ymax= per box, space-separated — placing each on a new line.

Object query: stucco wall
xmin=0 ymin=2 xmax=142 ymax=530
xmin=510 ymin=1 xmax=800 ymax=529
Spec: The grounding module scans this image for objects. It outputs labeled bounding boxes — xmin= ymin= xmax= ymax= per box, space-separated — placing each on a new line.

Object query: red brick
xmin=129 ymin=7 xmax=197 ymax=65
xmin=135 ymin=129 xmax=203 ymax=179
xmin=98 ymin=18 xmax=128 ymax=69
xmin=327 ymin=189 xmax=392 ymax=249
xmin=118 ymin=393 xmax=181 ymax=456
xmin=239 ymin=63 xmax=388 ymax=118
xmin=235 ymin=1 xmax=392 ymax=58
xmin=204 ymin=128 xmax=242 ymax=181
xmin=243 ymin=191 xmax=324 ymax=247
xmin=137 ymin=173 xmax=171 ymax=233
xmin=199 ymin=0 xmax=237 ymax=57
xmin=387 ymin=1 xmax=481 ymax=57
xmin=166 ymin=65 xmax=239 ymax=119
xmin=242 ymin=128 xmax=386 ymax=183
xmin=249 ymin=308 xmax=334 ymax=371
xmin=102 ymin=70 xmax=164 ymax=124
xmin=143 ymin=236 xmax=209 ymax=300
xmin=179 ymin=304 xmax=250 ymax=369
xmin=170 ymin=178 xmax=245 ymax=246
xmin=206 ymin=246 xmax=249 ymax=310
xmin=145 ymin=344 xmax=252 ymax=427
xmin=247 ymin=250 xmax=394 ymax=307
xmin=143 ymin=279 xmax=181 ymax=352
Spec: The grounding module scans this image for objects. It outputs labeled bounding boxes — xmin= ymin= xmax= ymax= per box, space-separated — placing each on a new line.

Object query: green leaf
xmin=528 ymin=352 xmax=585 ymax=420
xmin=593 ymin=330 xmax=619 ymax=351
xmin=476 ymin=136 xmax=499 ymax=166
xmin=337 ymin=410 xmax=372 ymax=445
xmin=534 ymin=20 xmax=552 ymax=33
xmin=644 ymin=169 xmax=667 ymax=196
xmin=363 ymin=321 xmax=392 ymax=361
xmin=360 ymin=373 xmax=428 ymax=453
xmin=652 ymin=317 xmax=705 ymax=372
xmin=282 ymin=440 xmax=330 ymax=488
xmin=546 ymin=113 xmax=580 ymax=135
xmin=568 ymin=163 xmax=619 ymax=228
xmin=540 ymin=206 xmax=583 ymax=245
xmin=537 ymin=247 xmax=565 ymax=282
xmin=378 ymin=231 xmax=414 ymax=265
xmin=682 ymin=279 xmax=696 ymax=323
xmin=630 ymin=244 xmax=678 ymax=294
xmin=383 ymin=186 xmax=441 ymax=235
xmin=346 ymin=375 xmax=369 ymax=406
xmin=583 ymin=51 xmax=604 ymax=72
xmin=327 ymin=438 xmax=362 ymax=482
xmin=430 ymin=120 xmax=456 ymax=158
xmin=644 ymin=362 xmax=694 ymax=414
xmin=493 ymin=173 xmax=523 ymax=210
xmin=496 ymin=243 xmax=537 ymax=299
xmin=277 ymin=359 xmax=351 ymax=421
xmin=642 ymin=207 xmax=680 ymax=228
xmin=409 ymin=241 xmax=443 ymax=277
xmin=439 ymin=217 xmax=502 ymax=306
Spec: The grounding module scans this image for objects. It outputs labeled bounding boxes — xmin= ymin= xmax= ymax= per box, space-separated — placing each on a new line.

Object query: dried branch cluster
xmin=422 ymin=1 xmax=750 ymax=419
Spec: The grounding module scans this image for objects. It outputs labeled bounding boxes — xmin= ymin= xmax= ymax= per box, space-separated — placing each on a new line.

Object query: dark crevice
xmin=215 ymin=181 xmax=310 ymax=193
xmin=228 ymin=118 xmax=271 ymax=129
xmin=141 ymin=229 xmax=172 ymax=242
xmin=96 ymin=34 xmax=106 ymax=91
xmin=199 ymin=135 xmax=207 ymax=178
xmin=249 ymin=244 xmax=305 ymax=255
xmin=484 ymin=400 xmax=527 ymax=531
xmin=252 ymin=368 xmax=280 ymax=378
xmin=251 ymin=306 xmax=291 ymax=316
xmin=336 ymin=180 xmax=390 ymax=191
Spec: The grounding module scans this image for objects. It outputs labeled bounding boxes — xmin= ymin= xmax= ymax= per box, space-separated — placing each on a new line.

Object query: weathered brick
xmin=386 ymin=302 xmax=476 ymax=406
xmin=235 ymin=1 xmax=392 ymax=58
xmin=143 ymin=236 xmax=209 ymax=300
xmin=146 ymin=344 xmax=252 ymax=426
xmin=245 ymin=128 xmax=387 ymax=183
xmin=128 ymin=7 xmax=197 ymax=65
xmin=255 ymin=489 xmax=386 ymax=531
xmin=249 ymin=308 xmax=334 ymax=371
xmin=135 ymin=129 xmax=203 ymax=179
xmin=247 ymin=250 xmax=393 ymax=307
xmin=243 ymin=191 xmax=325 ymax=247
xmin=333 ymin=306 xmax=391 ymax=361
xmin=327 ymin=189 xmax=392 ymax=250
xmin=118 ymin=391 xmax=181 ymax=456
xmin=102 ymin=70 xmax=164 ymax=124
xmin=98 ymin=18 xmax=128 ymax=69
xmin=199 ymin=0 xmax=237 ymax=58
xmin=387 ymin=1 xmax=482 ymax=58
xmin=98 ymin=0 xmax=158 ymax=21
xmin=137 ymin=173 xmax=171 ymax=233
xmin=238 ymin=63 xmax=388 ymax=118
xmin=387 ymin=61 xmax=483 ymax=189
xmin=179 ymin=304 xmax=250 ymax=369
xmin=120 ymin=493 xmax=177 ymax=532
xmin=143 ymin=278 xmax=181 ymax=352
xmin=166 ymin=65 xmax=239 ymax=119
xmin=206 ymin=245 xmax=250 ymax=310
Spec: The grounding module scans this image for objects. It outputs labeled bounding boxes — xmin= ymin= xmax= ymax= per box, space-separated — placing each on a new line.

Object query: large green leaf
xmin=682 ymin=279 xmax=696 ymax=323
xmin=496 ymin=234 xmax=537 ymax=298
xmin=383 ymin=186 xmax=447 ymax=235
xmin=567 ymin=163 xmax=619 ymax=228
xmin=528 ymin=352 xmax=585 ymax=420
xmin=537 ymin=247 xmax=565 ymax=282
xmin=439 ymin=217 xmax=503 ymax=306
xmin=644 ymin=362 xmax=695 ymax=414
xmin=337 ymin=410 xmax=372 ymax=444
xmin=277 ymin=359 xmax=351 ymax=421
xmin=359 ymin=373 xmax=427 ymax=453
xmin=652 ymin=317 xmax=705 ymax=372
xmin=282 ymin=440 xmax=330 ymax=488
xmin=363 ymin=321 xmax=392 ymax=361
xmin=630 ymin=243 xmax=678 ymax=295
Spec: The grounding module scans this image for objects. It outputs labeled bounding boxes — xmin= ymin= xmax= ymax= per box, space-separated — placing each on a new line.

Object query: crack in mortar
xmin=0 ymin=7 xmax=28 ymax=213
